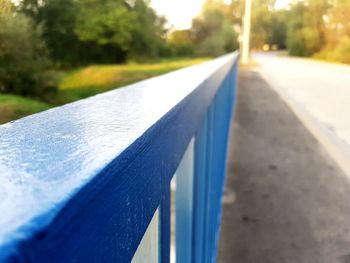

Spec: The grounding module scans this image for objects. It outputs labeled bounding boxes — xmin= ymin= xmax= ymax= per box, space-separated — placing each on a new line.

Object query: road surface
xmin=218 ymin=62 xmax=350 ymax=263
xmin=254 ymin=52 xmax=350 ymax=176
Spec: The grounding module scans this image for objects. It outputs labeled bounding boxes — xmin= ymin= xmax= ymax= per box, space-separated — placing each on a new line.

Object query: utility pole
xmin=241 ymin=0 xmax=252 ymax=64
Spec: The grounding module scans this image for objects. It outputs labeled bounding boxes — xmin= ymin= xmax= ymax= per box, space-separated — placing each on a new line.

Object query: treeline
xmin=18 ymin=0 xmax=168 ymax=65
xmin=0 ymin=0 xmax=238 ymax=97
xmin=169 ymin=0 xmax=239 ymax=57
xmin=250 ymin=0 xmax=350 ymax=64
xmin=17 ymin=0 xmax=238 ymax=66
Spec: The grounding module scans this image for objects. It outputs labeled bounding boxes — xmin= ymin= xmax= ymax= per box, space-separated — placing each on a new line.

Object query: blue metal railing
xmin=0 ymin=52 xmax=239 ymax=262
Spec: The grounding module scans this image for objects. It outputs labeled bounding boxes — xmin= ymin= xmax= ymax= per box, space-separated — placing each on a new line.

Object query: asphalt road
xmin=254 ymin=53 xmax=350 ymax=176
xmin=254 ymin=53 xmax=350 ymax=145
xmin=217 ymin=65 xmax=350 ymax=263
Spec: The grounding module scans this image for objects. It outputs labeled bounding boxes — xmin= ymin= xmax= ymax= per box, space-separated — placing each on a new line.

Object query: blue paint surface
xmin=176 ymin=139 xmax=194 ymax=263
xmin=0 ymin=53 xmax=238 ymax=261
xmin=193 ymin=59 xmax=238 ymax=263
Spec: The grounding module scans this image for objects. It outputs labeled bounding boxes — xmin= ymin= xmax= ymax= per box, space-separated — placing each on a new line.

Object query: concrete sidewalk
xmin=218 ymin=66 xmax=350 ymax=263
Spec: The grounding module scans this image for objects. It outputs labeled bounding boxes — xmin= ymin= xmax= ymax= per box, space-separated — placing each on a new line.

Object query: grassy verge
xmin=0 ymin=57 xmax=210 ymax=124
xmin=58 ymin=58 xmax=209 ymax=102
xmin=0 ymin=95 xmax=50 ymax=124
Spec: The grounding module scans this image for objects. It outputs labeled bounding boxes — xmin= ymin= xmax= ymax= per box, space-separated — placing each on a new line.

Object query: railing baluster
xmin=193 ymin=115 xmax=209 ymax=263
xmin=193 ymin=61 xmax=237 ymax=263
xmin=160 ymin=183 xmax=171 ymax=263
xmin=175 ymin=139 xmax=195 ymax=263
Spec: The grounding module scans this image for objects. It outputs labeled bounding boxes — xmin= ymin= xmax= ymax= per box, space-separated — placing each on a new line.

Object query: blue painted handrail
xmin=0 ymin=52 xmax=239 ymax=262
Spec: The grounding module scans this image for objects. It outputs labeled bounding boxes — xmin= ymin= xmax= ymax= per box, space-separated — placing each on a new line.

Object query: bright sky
xmin=274 ymin=0 xmax=292 ymax=10
xmin=151 ymin=0 xmax=292 ymax=30
xmin=150 ymin=0 xmax=206 ymax=30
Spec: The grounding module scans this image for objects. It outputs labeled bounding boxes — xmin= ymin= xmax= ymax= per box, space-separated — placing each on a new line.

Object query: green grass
xmin=58 ymin=58 xmax=210 ymax=101
xmin=0 ymin=94 xmax=50 ymax=124
xmin=0 ymin=57 xmax=209 ymax=124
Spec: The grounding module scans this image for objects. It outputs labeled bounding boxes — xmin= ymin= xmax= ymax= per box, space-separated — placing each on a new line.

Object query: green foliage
xmin=18 ymin=0 xmax=168 ymax=65
xmin=240 ymin=0 xmax=350 ymax=63
xmin=19 ymin=0 xmax=127 ymax=64
xmin=268 ymin=11 xmax=287 ymax=49
xmin=128 ymin=0 xmax=168 ymax=59
xmin=0 ymin=0 xmax=13 ymax=13
xmin=192 ymin=7 xmax=238 ymax=57
xmin=16 ymin=0 xmax=239 ymax=66
xmin=250 ymin=3 xmax=270 ymax=48
xmin=0 ymin=94 xmax=50 ymax=124
xmin=285 ymin=0 xmax=329 ymax=56
xmin=75 ymin=0 xmax=136 ymax=63
xmin=317 ymin=0 xmax=350 ymax=63
xmin=0 ymin=3 xmax=57 ymax=96
xmin=0 ymin=58 xmax=208 ymax=123
xmin=58 ymin=58 xmax=209 ymax=101
xmin=167 ymin=30 xmax=194 ymax=56
xmin=315 ymin=37 xmax=350 ymax=64
xmin=326 ymin=0 xmax=350 ymax=46
xmin=75 ymin=0 xmax=134 ymax=50
xmin=333 ymin=37 xmax=350 ymax=63
xmin=286 ymin=30 xmax=306 ymax=56
xmin=250 ymin=0 xmax=287 ymax=49
xmin=196 ymin=34 xmax=226 ymax=57
xmin=165 ymin=0 xmax=240 ymax=58
xmin=35 ymin=0 xmax=81 ymax=65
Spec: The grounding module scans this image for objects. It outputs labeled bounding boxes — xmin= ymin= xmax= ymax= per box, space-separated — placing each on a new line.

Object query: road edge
xmin=257 ymin=67 xmax=350 ymax=178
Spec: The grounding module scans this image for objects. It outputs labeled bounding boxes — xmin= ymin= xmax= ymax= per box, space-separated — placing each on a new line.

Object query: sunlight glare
xmin=274 ymin=0 xmax=291 ymax=9
xmin=151 ymin=0 xmax=206 ymax=29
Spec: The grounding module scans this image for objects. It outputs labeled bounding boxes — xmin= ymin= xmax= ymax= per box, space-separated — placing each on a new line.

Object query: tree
xmin=267 ymin=11 xmax=287 ymax=49
xmin=18 ymin=0 xmax=41 ymax=18
xmin=74 ymin=0 xmax=136 ymax=63
xmin=286 ymin=0 xmax=329 ymax=56
xmin=128 ymin=0 xmax=168 ymax=59
xmin=19 ymin=0 xmax=86 ymax=65
xmin=191 ymin=1 xmax=239 ymax=57
xmin=314 ymin=0 xmax=350 ymax=63
xmin=250 ymin=0 xmax=271 ymax=49
xmin=75 ymin=0 xmax=134 ymax=50
xmin=324 ymin=0 xmax=350 ymax=48
xmin=19 ymin=0 xmax=168 ymax=64
xmin=167 ymin=29 xmax=194 ymax=56
xmin=40 ymin=0 xmax=81 ymax=65
xmin=0 ymin=0 xmax=56 ymax=96
xmin=249 ymin=0 xmax=287 ymax=49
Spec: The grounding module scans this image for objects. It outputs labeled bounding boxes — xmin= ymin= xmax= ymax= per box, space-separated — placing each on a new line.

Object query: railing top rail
xmin=0 ymin=52 xmax=238 ymax=260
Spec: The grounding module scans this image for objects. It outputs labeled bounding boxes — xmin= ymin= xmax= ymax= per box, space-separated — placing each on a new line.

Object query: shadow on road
xmin=218 ymin=66 xmax=350 ymax=263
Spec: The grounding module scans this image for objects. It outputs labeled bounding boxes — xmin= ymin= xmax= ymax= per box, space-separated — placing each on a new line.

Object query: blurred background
xmin=0 ymin=0 xmax=349 ymax=124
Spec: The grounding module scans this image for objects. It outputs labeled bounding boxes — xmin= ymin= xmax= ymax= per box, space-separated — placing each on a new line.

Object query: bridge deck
xmin=218 ymin=65 xmax=350 ymax=263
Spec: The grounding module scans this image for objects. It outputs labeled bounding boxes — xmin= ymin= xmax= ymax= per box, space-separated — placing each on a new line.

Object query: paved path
xmin=254 ymin=53 xmax=350 ymax=175
xmin=218 ymin=66 xmax=350 ymax=263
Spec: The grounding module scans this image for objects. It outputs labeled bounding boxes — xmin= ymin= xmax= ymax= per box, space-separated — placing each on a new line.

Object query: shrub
xmin=192 ymin=9 xmax=238 ymax=57
xmin=0 ymin=6 xmax=57 ymax=97
xmin=315 ymin=37 xmax=350 ymax=64
xmin=334 ymin=37 xmax=350 ymax=64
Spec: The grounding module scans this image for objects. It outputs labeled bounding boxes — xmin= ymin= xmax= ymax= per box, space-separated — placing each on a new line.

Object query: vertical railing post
xmin=193 ymin=62 xmax=237 ymax=263
xmin=160 ymin=182 xmax=171 ymax=263
xmin=193 ymin=115 xmax=209 ymax=263
xmin=175 ymin=139 xmax=195 ymax=263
